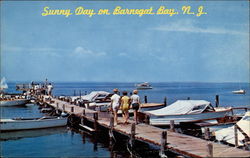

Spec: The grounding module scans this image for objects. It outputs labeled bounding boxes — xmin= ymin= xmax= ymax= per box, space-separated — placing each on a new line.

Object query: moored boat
xmin=135 ymin=82 xmax=153 ymax=90
xmin=0 ymin=116 xmax=68 ymax=131
xmin=232 ymin=89 xmax=246 ymax=94
xmin=215 ymin=111 xmax=250 ymax=147
xmin=145 ymin=100 xmax=232 ymax=126
xmin=0 ymin=99 xmax=30 ymax=107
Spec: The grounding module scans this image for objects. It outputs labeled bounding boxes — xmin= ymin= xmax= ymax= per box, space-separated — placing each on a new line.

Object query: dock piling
xmin=93 ymin=112 xmax=98 ymax=131
xmin=130 ymin=123 xmax=136 ymax=148
xmin=204 ymin=127 xmax=211 ymax=140
xmin=159 ymin=131 xmax=167 ymax=158
xmin=170 ymin=120 xmax=175 ymax=132
xmin=144 ymin=115 xmax=150 ymax=124
xmin=207 ymin=143 xmax=213 ymax=157
xmin=164 ymin=97 xmax=167 ymax=107
xmin=234 ymin=125 xmax=239 ymax=147
xmin=82 ymin=109 xmax=85 ymax=116
xmin=144 ymin=95 xmax=148 ymax=103
xmin=215 ymin=95 xmax=219 ymax=107
xmin=63 ymin=104 xmax=65 ymax=111
xmin=56 ymin=103 xmax=59 ymax=114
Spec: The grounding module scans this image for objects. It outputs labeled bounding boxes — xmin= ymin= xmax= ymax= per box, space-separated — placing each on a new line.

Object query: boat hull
xmin=0 ymin=117 xmax=68 ymax=131
xmin=149 ymin=109 xmax=231 ymax=126
xmin=0 ymin=99 xmax=29 ymax=106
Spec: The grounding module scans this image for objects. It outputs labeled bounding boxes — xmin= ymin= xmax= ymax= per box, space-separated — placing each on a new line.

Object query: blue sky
xmin=1 ymin=1 xmax=249 ymax=82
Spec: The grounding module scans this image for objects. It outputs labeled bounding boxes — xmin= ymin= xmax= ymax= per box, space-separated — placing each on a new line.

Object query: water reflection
xmin=0 ymin=127 xmax=68 ymax=141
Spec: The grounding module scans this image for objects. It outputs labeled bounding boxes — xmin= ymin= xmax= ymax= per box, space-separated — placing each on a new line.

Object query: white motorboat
xmin=0 ymin=99 xmax=30 ymax=107
xmin=232 ymin=89 xmax=246 ymax=94
xmin=0 ymin=116 xmax=68 ymax=131
xmin=145 ymin=100 xmax=232 ymax=126
xmin=135 ymin=82 xmax=153 ymax=90
xmin=215 ymin=111 xmax=250 ymax=146
xmin=70 ymin=91 xmax=110 ymax=103
xmin=70 ymin=91 xmax=112 ymax=110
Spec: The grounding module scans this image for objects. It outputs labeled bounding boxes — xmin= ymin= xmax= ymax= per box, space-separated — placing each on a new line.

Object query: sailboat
xmin=0 ymin=77 xmax=8 ymax=91
xmin=0 ymin=77 xmax=30 ymax=106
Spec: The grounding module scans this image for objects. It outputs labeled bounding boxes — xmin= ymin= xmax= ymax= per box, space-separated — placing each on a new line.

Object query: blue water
xmin=1 ymin=82 xmax=249 ymax=157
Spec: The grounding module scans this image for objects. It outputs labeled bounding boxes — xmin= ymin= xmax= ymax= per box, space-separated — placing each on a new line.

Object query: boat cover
xmin=71 ymin=91 xmax=110 ymax=102
xmin=146 ymin=100 xmax=211 ymax=115
xmin=215 ymin=111 xmax=250 ymax=146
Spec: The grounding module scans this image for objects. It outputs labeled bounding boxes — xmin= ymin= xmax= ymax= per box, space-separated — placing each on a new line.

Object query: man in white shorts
xmin=110 ymin=88 xmax=120 ymax=126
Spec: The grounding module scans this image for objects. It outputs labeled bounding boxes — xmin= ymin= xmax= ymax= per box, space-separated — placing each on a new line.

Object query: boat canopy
xmin=146 ymin=100 xmax=212 ymax=116
xmin=71 ymin=91 xmax=110 ymax=102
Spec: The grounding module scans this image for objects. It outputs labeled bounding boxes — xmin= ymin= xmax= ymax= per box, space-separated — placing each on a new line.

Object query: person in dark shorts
xmin=130 ymin=90 xmax=140 ymax=124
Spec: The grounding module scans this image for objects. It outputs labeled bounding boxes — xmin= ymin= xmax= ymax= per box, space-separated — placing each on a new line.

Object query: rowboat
xmin=0 ymin=99 xmax=30 ymax=107
xmin=0 ymin=116 xmax=68 ymax=131
xmin=145 ymin=100 xmax=232 ymax=126
xmin=135 ymin=82 xmax=153 ymax=90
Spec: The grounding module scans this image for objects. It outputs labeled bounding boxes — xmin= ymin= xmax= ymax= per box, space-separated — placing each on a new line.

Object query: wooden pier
xmin=40 ymin=95 xmax=250 ymax=158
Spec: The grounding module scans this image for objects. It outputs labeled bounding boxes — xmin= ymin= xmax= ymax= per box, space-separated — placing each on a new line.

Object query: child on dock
xmin=121 ymin=91 xmax=130 ymax=124
xmin=110 ymin=88 xmax=120 ymax=126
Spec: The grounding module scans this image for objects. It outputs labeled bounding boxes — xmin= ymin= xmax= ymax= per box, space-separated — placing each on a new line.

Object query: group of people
xmin=30 ymin=79 xmax=53 ymax=96
xmin=110 ymin=88 xmax=141 ymax=126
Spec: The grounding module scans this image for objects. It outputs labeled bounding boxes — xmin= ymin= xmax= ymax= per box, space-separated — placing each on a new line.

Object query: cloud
xmin=152 ymin=20 xmax=248 ymax=36
xmin=73 ymin=46 xmax=106 ymax=56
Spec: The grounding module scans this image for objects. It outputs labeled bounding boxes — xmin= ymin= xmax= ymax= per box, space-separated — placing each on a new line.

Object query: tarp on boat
xmin=215 ymin=111 xmax=250 ymax=146
xmin=71 ymin=91 xmax=110 ymax=102
xmin=146 ymin=100 xmax=211 ymax=116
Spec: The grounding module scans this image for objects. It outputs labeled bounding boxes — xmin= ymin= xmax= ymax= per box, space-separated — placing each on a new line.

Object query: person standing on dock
xmin=47 ymin=83 xmax=53 ymax=96
xmin=110 ymin=88 xmax=120 ymax=126
xmin=121 ymin=91 xmax=130 ymax=124
xmin=130 ymin=90 xmax=140 ymax=124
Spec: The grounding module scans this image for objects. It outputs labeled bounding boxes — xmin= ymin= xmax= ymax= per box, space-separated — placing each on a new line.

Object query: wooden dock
xmin=40 ymin=95 xmax=250 ymax=158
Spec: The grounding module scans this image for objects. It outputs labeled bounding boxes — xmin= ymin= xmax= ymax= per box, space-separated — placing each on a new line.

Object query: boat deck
xmin=41 ymin=95 xmax=250 ymax=157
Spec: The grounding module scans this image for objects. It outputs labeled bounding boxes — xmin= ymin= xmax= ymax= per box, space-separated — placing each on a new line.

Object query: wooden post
xmin=56 ymin=103 xmax=59 ymax=114
xmin=234 ymin=125 xmax=239 ymax=147
xmin=81 ymin=117 xmax=84 ymax=125
xmin=63 ymin=104 xmax=65 ymax=111
xmin=79 ymin=90 xmax=82 ymax=100
xmin=82 ymin=109 xmax=85 ymax=116
xmin=144 ymin=95 xmax=148 ymax=103
xmin=93 ymin=112 xmax=98 ymax=131
xmin=109 ymin=113 xmax=114 ymax=129
xmin=130 ymin=123 xmax=136 ymax=148
xmin=170 ymin=120 xmax=175 ymax=132
xmin=187 ymin=97 xmax=190 ymax=100
xmin=164 ymin=97 xmax=167 ymax=107
xmin=204 ymin=127 xmax=210 ymax=140
xmin=207 ymin=143 xmax=213 ymax=157
xmin=71 ymin=106 xmax=74 ymax=113
xmin=144 ymin=115 xmax=150 ymax=124
xmin=160 ymin=131 xmax=167 ymax=157
xmin=215 ymin=95 xmax=219 ymax=107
